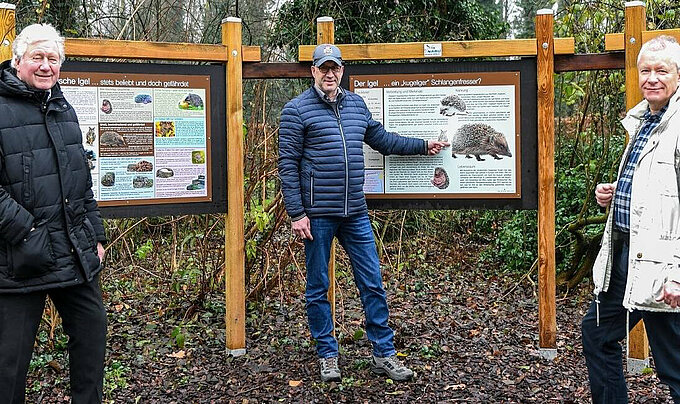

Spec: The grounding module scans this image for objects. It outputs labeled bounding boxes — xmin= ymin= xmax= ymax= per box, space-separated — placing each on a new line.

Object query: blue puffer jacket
xmin=279 ymin=87 xmax=427 ymax=219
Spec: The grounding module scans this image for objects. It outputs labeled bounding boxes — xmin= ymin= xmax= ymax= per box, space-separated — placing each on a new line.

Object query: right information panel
xmin=350 ymin=71 xmax=521 ymax=199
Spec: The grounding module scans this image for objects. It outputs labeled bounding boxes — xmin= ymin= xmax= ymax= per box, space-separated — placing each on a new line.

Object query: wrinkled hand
xmin=595 ymin=183 xmax=616 ymax=208
xmin=427 ymin=140 xmax=450 ymax=155
xmin=292 ymin=216 xmax=313 ymax=241
xmin=656 ymin=281 xmax=680 ymax=308
xmin=97 ymin=242 xmax=105 ymax=261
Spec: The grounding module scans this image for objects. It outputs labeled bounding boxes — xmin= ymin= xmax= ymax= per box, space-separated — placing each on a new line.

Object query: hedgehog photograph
xmin=450 ymin=123 xmax=512 ymax=161
xmin=179 ymin=93 xmax=204 ymax=110
xmin=439 ymin=93 xmax=467 ymax=116
xmin=101 ymin=99 xmax=112 ymax=114
xmin=430 ymin=167 xmax=450 ymax=189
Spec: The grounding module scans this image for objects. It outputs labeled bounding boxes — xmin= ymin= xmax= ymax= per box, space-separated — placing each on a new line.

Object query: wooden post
xmin=535 ymin=9 xmax=557 ymax=358
xmin=222 ymin=17 xmax=246 ymax=356
xmin=316 ymin=16 xmax=338 ymax=333
xmin=0 ymin=3 xmax=15 ymax=63
xmin=317 ymin=16 xmax=335 ymax=45
xmin=623 ymin=1 xmax=650 ymax=373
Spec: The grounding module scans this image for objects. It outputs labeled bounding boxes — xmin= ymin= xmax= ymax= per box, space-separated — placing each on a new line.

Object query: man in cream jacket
xmin=582 ymin=35 xmax=680 ymax=403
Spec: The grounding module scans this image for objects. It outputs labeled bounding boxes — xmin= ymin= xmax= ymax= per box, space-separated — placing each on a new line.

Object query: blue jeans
xmin=582 ymin=231 xmax=680 ymax=403
xmin=304 ymin=213 xmax=396 ymax=359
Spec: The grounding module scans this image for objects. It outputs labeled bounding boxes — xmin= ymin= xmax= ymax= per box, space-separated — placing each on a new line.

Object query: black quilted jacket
xmin=0 ymin=61 xmax=106 ymax=293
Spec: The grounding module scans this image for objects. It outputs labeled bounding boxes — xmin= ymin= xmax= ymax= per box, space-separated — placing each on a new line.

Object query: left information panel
xmin=59 ymin=72 xmax=212 ymax=207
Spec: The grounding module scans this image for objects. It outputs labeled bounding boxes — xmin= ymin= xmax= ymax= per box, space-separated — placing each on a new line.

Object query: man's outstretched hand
xmin=427 ymin=140 xmax=450 ymax=155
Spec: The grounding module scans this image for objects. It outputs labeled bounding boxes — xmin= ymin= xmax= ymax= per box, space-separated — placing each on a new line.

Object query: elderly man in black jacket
xmin=0 ymin=24 xmax=107 ymax=403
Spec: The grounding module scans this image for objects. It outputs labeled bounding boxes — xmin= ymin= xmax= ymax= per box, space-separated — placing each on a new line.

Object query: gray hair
xmin=11 ymin=24 xmax=65 ymax=68
xmin=637 ymin=35 xmax=680 ymax=72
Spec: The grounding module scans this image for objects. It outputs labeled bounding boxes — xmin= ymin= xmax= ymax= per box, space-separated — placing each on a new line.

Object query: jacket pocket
xmin=310 ymin=171 xmax=315 ymax=206
xmin=9 ymin=222 xmax=56 ymax=280
xmin=627 ymin=255 xmax=672 ymax=309
xmin=83 ymin=216 xmax=97 ymax=249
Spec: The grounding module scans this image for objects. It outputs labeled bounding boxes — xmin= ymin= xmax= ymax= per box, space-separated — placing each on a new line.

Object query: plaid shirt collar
xmin=613 ymin=104 xmax=668 ymax=232
xmin=642 ymin=105 xmax=667 ymax=123
xmin=313 ymin=85 xmax=342 ymax=104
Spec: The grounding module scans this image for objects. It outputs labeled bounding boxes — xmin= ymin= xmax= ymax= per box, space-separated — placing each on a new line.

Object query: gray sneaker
xmin=319 ymin=356 xmax=341 ymax=382
xmin=371 ymin=355 xmax=414 ymax=381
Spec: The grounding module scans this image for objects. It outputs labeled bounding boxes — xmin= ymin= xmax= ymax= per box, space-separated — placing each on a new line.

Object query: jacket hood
xmin=0 ymin=59 xmax=59 ymax=102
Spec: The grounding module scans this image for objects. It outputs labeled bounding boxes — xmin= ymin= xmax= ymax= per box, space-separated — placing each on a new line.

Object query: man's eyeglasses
xmin=316 ymin=65 xmax=342 ymax=74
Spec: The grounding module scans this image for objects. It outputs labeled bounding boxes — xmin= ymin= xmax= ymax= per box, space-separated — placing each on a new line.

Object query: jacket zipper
xmin=333 ymin=104 xmax=349 ymax=216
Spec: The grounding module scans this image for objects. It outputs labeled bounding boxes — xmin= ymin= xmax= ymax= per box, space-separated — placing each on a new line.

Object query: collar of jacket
xmin=312 ymin=85 xmax=344 ymax=105
xmin=0 ymin=59 xmax=68 ymax=112
xmin=622 ymin=88 xmax=680 ymax=135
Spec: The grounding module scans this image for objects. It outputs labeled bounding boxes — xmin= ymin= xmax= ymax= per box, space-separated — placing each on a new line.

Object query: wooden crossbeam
xmin=605 ymin=28 xmax=680 ymax=50
xmin=299 ymin=37 xmax=575 ymax=61
xmin=65 ymin=38 xmax=260 ymax=62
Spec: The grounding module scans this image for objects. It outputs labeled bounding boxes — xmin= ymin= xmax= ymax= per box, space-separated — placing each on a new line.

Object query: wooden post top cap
xmin=536 ymin=9 xmax=554 ymax=15
xmin=0 ymin=3 xmax=16 ymax=9
xmin=624 ymin=1 xmax=645 ymax=7
xmin=221 ymin=17 xmax=242 ymax=23
xmin=317 ymin=16 xmax=334 ymax=22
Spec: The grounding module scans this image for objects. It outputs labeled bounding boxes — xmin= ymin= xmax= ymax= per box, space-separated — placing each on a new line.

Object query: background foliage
xmin=7 ymin=0 xmax=680 ymax=311
xmin=8 ymin=0 xmax=680 ymax=312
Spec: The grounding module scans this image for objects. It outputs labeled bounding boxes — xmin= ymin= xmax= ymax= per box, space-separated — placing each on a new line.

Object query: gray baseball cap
xmin=313 ymin=44 xmax=343 ymax=67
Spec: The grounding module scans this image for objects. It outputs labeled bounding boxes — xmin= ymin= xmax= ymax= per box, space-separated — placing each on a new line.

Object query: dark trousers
xmin=0 ymin=275 xmax=107 ymax=404
xmin=582 ymin=232 xmax=680 ymax=403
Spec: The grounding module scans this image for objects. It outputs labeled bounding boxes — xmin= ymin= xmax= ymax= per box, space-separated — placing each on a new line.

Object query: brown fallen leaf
xmin=167 ymin=350 xmax=186 ymax=358
xmin=47 ymin=360 xmax=62 ymax=372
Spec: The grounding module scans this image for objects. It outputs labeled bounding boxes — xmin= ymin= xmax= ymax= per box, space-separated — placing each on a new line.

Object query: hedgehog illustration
xmin=100 ymin=131 xmax=125 ymax=147
xmin=431 ymin=167 xmax=450 ymax=189
xmin=439 ymin=93 xmax=467 ymax=116
xmin=179 ymin=93 xmax=204 ymax=110
xmin=450 ymin=123 xmax=512 ymax=161
xmin=85 ymin=127 xmax=95 ymax=145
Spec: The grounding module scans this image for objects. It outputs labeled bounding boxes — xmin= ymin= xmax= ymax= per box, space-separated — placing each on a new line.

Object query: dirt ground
xmin=25 ymin=235 xmax=673 ymax=403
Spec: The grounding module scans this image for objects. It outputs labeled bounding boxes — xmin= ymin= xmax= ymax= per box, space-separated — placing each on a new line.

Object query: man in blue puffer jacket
xmin=279 ymin=44 xmax=448 ymax=382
